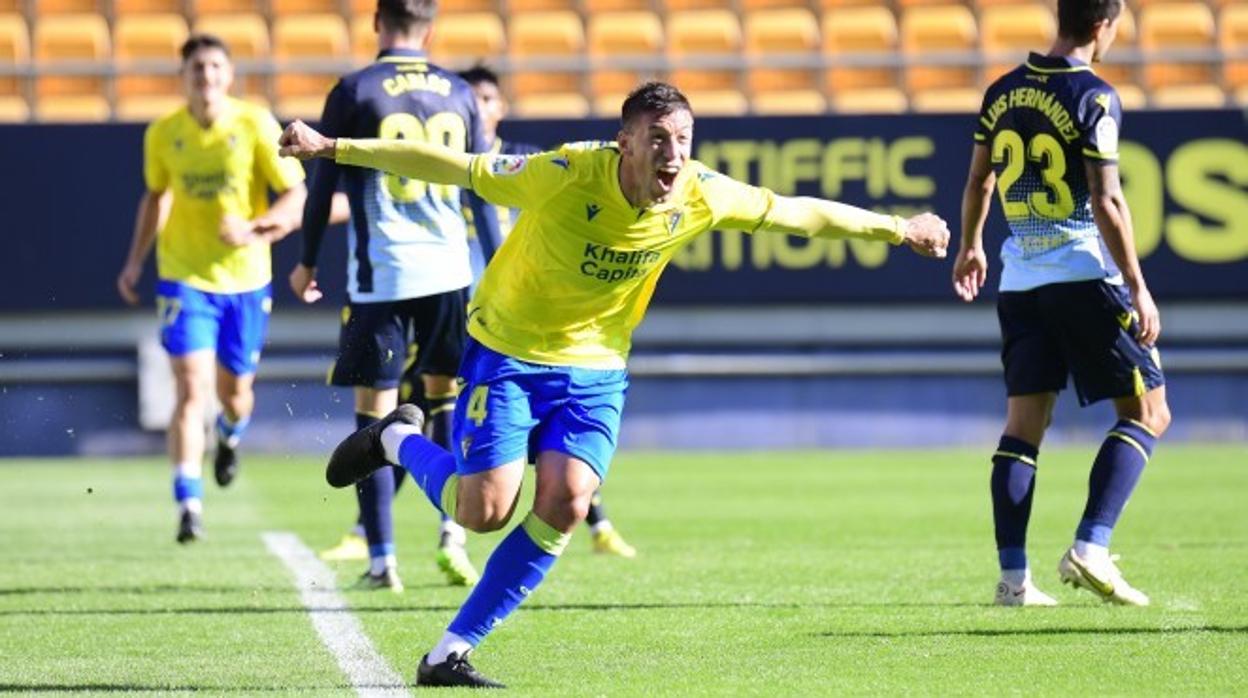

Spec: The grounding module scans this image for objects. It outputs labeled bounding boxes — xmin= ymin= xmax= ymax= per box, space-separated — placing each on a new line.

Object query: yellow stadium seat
xmin=0 ymin=94 xmax=28 ymax=121
xmin=590 ymin=68 xmax=662 ymax=115
xmin=744 ymin=8 xmax=818 ymax=53
xmin=0 ymin=13 xmax=28 ymax=99
xmin=189 ymin=0 xmax=264 ymax=14
xmin=1138 ymin=2 xmax=1216 ymax=90
xmin=751 ymin=89 xmax=825 ymax=114
xmin=350 ymin=13 xmax=376 ymax=63
xmin=822 ymin=7 xmax=900 ymax=106
xmin=980 ymin=4 xmax=1055 ymax=83
xmin=509 ymin=11 xmax=583 ymax=57
xmin=34 ymin=13 xmax=108 ymax=62
xmin=437 ymin=0 xmax=501 ymax=12
xmin=273 ymin=16 xmax=348 ymax=119
xmin=273 ymin=14 xmax=350 ymax=61
xmin=511 ymin=69 xmax=585 ymax=113
xmin=115 ymin=94 xmax=185 ymax=121
xmin=743 ymin=9 xmax=819 ymax=116
xmin=1113 ymin=5 xmax=1136 ymax=48
xmin=34 ymin=0 xmax=105 ymax=14
xmin=114 ymin=0 xmax=184 ymax=13
xmin=35 ymin=95 xmax=111 ymax=121
xmin=509 ymin=12 xmax=583 ymax=118
xmin=981 ymin=4 xmax=1055 ymax=56
xmin=817 ymin=0 xmax=878 ymax=8
xmin=508 ymin=0 xmax=578 ymax=11
xmin=588 ymin=11 xmax=663 ymax=56
xmin=1220 ymin=5 xmax=1248 ymax=101
xmin=740 ymin=0 xmax=809 ymax=10
xmin=115 ymin=14 xmax=188 ymax=62
xmin=193 ymin=14 xmax=269 ymax=59
xmin=667 ymin=9 xmax=740 ymax=56
xmin=910 ymin=87 xmax=981 ymax=112
xmin=667 ymin=67 xmax=744 ymax=115
xmin=115 ymin=15 xmax=188 ymax=104
xmin=584 ymin=0 xmax=653 ymax=13
xmin=1150 ymin=84 xmax=1226 ymax=108
xmin=429 ymin=12 xmax=506 ymax=62
xmin=660 ymin=0 xmax=732 ymax=12
xmin=900 ymin=4 xmax=978 ymax=100
xmin=271 ymin=0 xmax=341 ymax=15
xmin=512 ymin=92 xmax=590 ymax=118
xmin=33 ymin=13 xmax=110 ymax=115
xmin=830 ymin=87 xmax=907 ymax=114
xmin=274 ymin=73 xmax=338 ymax=119
xmin=678 ymin=88 xmax=747 ymax=115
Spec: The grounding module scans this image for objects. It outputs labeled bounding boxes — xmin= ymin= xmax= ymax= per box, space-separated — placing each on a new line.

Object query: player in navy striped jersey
xmin=290 ymin=0 xmax=499 ymax=591
xmin=458 ymin=65 xmax=639 ymax=559
xmin=953 ymin=0 xmax=1170 ymax=607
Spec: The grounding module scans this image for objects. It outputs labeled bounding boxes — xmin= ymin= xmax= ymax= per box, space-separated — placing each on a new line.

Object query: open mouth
xmin=655 ymin=166 xmax=680 ymax=192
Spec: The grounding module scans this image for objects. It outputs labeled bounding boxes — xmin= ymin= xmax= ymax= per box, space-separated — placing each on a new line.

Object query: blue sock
xmin=354 ymin=412 xmax=396 ymax=560
xmin=991 ymin=435 xmax=1039 ymax=571
xmin=397 ymin=434 xmax=457 ymax=516
xmin=1077 ymin=419 xmax=1157 ymax=547
xmin=173 ymin=474 xmax=203 ymax=505
xmin=216 ymin=413 xmax=250 ymax=447
xmin=448 ymin=511 xmax=569 ymax=646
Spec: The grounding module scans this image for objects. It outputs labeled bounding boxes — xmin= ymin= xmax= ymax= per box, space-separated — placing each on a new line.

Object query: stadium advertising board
xmin=0 ymin=110 xmax=1243 ymax=310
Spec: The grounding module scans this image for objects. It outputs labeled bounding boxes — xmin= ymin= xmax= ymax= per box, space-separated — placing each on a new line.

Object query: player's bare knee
xmin=456 ymin=499 xmax=515 ymax=533
xmin=532 ymin=489 xmax=591 ymax=532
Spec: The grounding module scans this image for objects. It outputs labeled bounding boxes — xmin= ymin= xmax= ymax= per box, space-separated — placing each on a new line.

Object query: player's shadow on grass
xmin=0 ymin=600 xmax=987 ymax=617
xmin=815 ymin=625 xmax=1248 ymax=639
xmin=0 ymin=683 xmax=386 ymax=693
xmin=0 ymin=584 xmax=296 ymax=596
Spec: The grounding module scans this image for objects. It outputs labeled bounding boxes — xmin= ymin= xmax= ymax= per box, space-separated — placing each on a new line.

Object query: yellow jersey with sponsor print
xmin=144 ymin=98 xmax=305 ymax=293
xmin=465 ymin=143 xmax=774 ymax=369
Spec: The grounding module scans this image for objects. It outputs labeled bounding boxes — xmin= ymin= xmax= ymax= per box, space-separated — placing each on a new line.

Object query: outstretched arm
xmin=762 ymin=195 xmax=949 ymax=258
xmin=279 ymin=120 xmax=471 ymax=188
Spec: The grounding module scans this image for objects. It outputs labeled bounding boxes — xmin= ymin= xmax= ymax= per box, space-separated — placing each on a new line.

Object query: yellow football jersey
xmin=466 ymin=144 xmax=774 ymax=369
xmin=144 ymin=98 xmax=305 ymax=293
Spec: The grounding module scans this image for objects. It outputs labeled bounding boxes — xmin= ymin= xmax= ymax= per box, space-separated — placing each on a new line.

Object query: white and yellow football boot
xmin=994 ymin=573 xmax=1059 ymax=607
xmin=1058 ymin=547 xmax=1150 ymax=606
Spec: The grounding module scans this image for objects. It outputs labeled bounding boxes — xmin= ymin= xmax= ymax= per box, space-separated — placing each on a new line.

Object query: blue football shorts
xmin=451 ymin=337 xmax=628 ymax=482
xmin=998 ymin=279 xmax=1165 ymax=406
xmin=157 ymin=279 xmax=271 ymax=376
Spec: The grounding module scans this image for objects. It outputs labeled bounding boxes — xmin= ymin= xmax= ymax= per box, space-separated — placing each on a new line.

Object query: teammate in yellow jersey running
xmin=279 ymin=82 xmax=948 ymax=688
xmin=117 ymin=35 xmax=307 ymax=544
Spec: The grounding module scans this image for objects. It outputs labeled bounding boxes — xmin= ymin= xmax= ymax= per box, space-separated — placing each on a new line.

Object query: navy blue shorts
xmin=330 ymin=290 xmax=466 ymax=390
xmin=998 ymin=280 xmax=1165 ymax=406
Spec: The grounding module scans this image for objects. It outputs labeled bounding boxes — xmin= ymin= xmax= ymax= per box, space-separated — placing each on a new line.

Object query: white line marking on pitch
xmin=262 ymin=531 xmax=411 ymax=698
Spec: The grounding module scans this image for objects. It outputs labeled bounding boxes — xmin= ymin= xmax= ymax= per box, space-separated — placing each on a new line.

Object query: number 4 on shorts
xmin=466 ymin=385 xmax=489 ymax=426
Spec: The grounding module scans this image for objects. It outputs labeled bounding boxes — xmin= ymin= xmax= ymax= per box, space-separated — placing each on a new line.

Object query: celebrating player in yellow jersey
xmin=280 ymin=82 xmax=947 ymax=688
xmin=117 ymin=35 xmax=307 ymax=544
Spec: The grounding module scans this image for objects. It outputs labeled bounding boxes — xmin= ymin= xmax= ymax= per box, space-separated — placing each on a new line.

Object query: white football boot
xmin=1058 ymin=547 xmax=1150 ymax=606
xmin=994 ymin=572 xmax=1059 ymax=607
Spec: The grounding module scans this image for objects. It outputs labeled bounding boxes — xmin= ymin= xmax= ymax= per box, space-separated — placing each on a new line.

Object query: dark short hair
xmin=620 ymin=81 xmax=692 ymax=129
xmin=377 ymin=0 xmax=437 ymax=33
xmin=1057 ymin=0 xmax=1122 ymax=43
xmin=180 ymin=34 xmax=230 ymax=63
xmin=458 ymin=64 xmax=500 ymax=88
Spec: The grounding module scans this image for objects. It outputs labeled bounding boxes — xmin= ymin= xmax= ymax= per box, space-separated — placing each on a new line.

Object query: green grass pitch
xmin=1 ymin=444 xmax=1245 ymax=695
